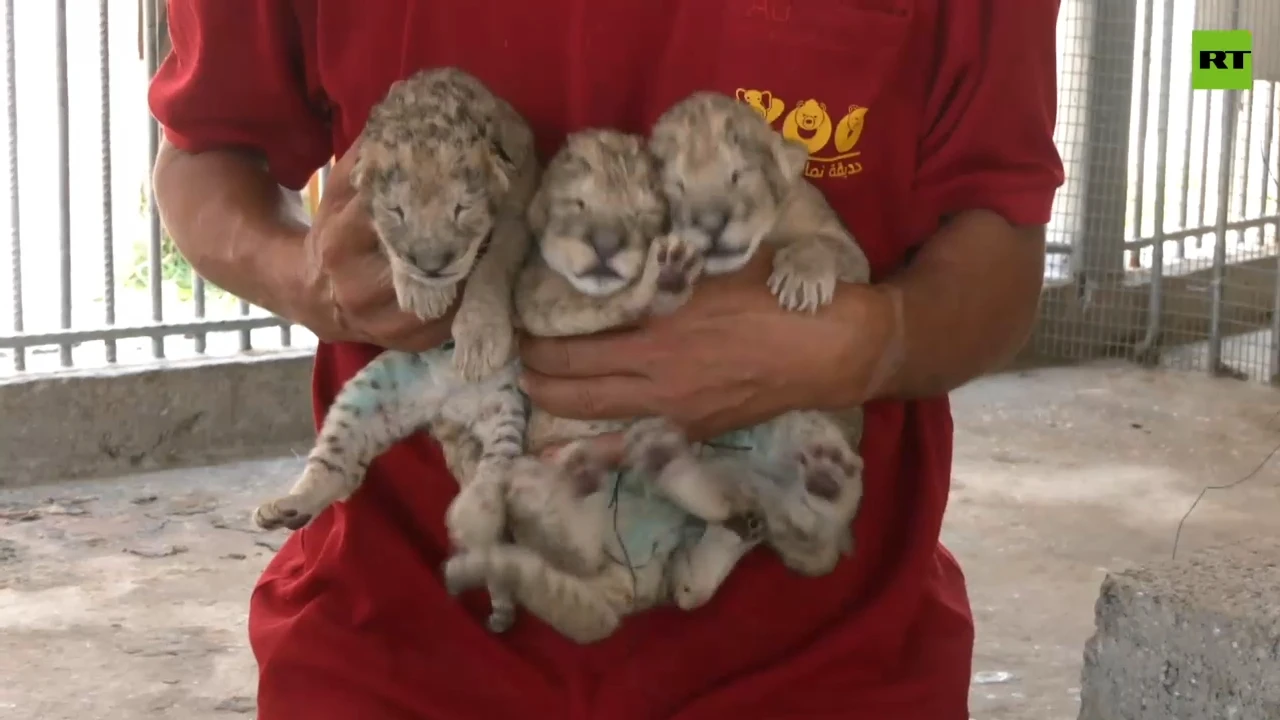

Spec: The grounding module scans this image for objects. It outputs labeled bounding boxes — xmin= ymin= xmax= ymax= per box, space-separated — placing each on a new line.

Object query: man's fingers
xmin=518 ymin=369 xmax=655 ymax=420
xmin=519 ymin=331 xmax=653 ymax=379
xmin=323 ymin=144 xmax=361 ymax=200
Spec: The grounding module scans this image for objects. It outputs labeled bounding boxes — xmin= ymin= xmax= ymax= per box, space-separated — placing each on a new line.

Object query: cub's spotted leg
xmin=450 ymin=211 xmax=531 ymax=382
xmin=766 ymin=181 xmax=871 ymax=313
xmin=254 ymin=349 xmax=454 ymax=531
xmin=504 ymin=441 xmax=612 ymax=576
xmin=667 ymin=513 xmax=765 ymax=611
xmin=443 ymin=544 xmax=623 ymax=644
xmin=442 ymin=370 xmax=527 ymax=549
xmin=441 ymin=369 xmax=527 ymax=633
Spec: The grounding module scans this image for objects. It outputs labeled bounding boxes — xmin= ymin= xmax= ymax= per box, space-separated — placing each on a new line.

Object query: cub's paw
xmin=451 ymin=313 xmax=515 ymax=382
xmin=768 ymin=243 xmax=839 ymax=313
xmin=650 ymin=233 xmax=704 ymax=313
xmin=446 ymin=479 xmax=507 ymax=550
xmin=796 ymin=441 xmax=864 ymax=508
xmin=556 ymin=441 xmax=610 ymax=497
xmin=622 ymin=417 xmax=691 ymax=476
xmin=441 ymin=550 xmax=493 ymax=596
xmin=397 ymin=280 xmax=458 ymax=321
xmin=252 ymin=494 xmax=320 ymax=531
xmin=486 ymin=602 xmax=516 ymax=634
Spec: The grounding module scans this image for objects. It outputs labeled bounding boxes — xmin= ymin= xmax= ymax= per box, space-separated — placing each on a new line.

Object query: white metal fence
xmin=0 ymin=1 xmax=316 ymax=377
xmin=1 ymin=1 xmax=1278 ymax=384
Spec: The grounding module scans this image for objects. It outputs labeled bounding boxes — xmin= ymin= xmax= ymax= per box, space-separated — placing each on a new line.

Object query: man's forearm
xmin=867 ymin=209 xmax=1046 ymax=400
xmin=152 ymin=139 xmax=312 ymax=321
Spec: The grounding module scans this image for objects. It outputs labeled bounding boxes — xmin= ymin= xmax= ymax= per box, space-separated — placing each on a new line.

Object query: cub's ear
xmin=772 ymin=135 xmax=810 ymax=182
xmin=488 ymin=117 xmax=534 ymax=195
xmin=526 ymin=182 xmax=549 ymax=237
xmin=647 ymin=122 xmax=678 ymax=164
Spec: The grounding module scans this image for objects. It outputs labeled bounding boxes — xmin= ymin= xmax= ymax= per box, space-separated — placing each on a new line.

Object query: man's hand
xmin=299 ymin=146 xmax=456 ymax=352
xmin=518 ymin=249 xmax=895 ymax=445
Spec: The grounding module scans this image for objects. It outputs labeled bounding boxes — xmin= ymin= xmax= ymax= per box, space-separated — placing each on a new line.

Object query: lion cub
xmin=251 ymin=69 xmax=537 ymax=627
xmin=441 ymin=129 xmax=771 ymax=644
xmin=352 ymin=67 xmax=537 ymax=381
xmin=633 ymin=90 xmax=873 ymax=604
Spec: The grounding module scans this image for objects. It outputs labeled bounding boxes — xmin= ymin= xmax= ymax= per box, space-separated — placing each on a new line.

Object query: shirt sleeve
xmin=914 ymin=1 xmax=1065 ymax=227
xmin=146 ymin=0 xmax=332 ymax=191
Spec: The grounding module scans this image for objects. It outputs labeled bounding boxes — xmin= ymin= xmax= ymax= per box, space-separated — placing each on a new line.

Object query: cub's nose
xmin=697 ymin=210 xmax=729 ymax=242
xmin=418 ymin=249 xmax=457 ymax=278
xmin=589 ymin=228 xmax=623 ymax=261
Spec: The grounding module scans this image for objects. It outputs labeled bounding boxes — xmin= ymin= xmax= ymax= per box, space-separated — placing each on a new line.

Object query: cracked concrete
xmin=1 ymin=361 xmax=1278 ymax=719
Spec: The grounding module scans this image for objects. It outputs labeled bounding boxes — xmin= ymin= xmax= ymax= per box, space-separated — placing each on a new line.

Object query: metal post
xmin=1073 ymin=0 xmax=1138 ymax=292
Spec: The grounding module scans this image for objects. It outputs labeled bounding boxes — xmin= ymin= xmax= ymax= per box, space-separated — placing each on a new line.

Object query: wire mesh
xmin=1036 ymin=0 xmax=1280 ymax=386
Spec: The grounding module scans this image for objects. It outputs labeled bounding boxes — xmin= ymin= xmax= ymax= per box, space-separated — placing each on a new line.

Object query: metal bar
xmin=1259 ymin=83 xmax=1277 ymax=381
xmin=1261 ymin=84 xmax=1276 ymax=223
xmin=1127 ymin=0 xmax=1155 ymax=269
xmin=142 ymin=0 xmax=163 ymax=358
xmin=0 ymin=316 xmax=292 ymax=349
xmin=1209 ymin=89 xmax=1240 ymax=374
xmin=1239 ymin=89 xmax=1255 ymax=223
xmin=1135 ymin=0 xmax=1175 ymax=357
xmin=192 ymin=276 xmax=206 ymax=352
xmin=1073 ymin=0 xmax=1136 ymax=286
xmin=5 ymin=0 xmax=21 ymax=372
xmin=238 ymin=299 xmax=252 ymax=351
xmin=1123 ymin=213 xmax=1280 ymax=247
xmin=1176 ymin=73 xmax=1197 ymax=259
xmin=1272 ymin=246 xmax=1280 ymax=385
xmin=54 ymin=0 xmax=71 ymax=367
xmin=99 ymin=0 xmax=116 ymax=363
xmin=1195 ymin=89 xmax=1214 ymax=254
xmin=1209 ymin=0 xmax=1243 ymax=375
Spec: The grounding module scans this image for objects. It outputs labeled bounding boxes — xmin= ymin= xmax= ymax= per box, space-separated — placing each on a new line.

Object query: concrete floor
xmin=1 ymin=362 xmax=1278 ymax=720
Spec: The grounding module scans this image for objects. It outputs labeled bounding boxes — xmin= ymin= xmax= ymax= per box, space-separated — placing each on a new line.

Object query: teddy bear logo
xmin=732 ymin=89 xmax=869 ymax=177
xmin=735 ymin=88 xmax=786 ymax=124
xmin=781 ymin=99 xmax=833 ymax=155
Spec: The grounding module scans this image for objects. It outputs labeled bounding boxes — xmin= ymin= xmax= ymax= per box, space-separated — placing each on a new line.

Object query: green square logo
xmin=1192 ymin=30 xmax=1253 ymax=90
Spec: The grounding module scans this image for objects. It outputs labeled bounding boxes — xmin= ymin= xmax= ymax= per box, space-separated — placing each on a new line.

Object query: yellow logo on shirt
xmin=734 ymin=88 xmax=866 ymax=180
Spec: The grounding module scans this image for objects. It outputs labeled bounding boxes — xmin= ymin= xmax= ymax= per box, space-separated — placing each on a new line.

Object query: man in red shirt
xmin=150 ymin=1 xmax=1063 ymax=718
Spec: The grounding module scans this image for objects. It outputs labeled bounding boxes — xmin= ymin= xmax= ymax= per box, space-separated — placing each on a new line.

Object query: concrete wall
xmin=0 ymin=352 xmax=314 ymax=488
xmin=1079 ymin=538 xmax=1280 ymax=720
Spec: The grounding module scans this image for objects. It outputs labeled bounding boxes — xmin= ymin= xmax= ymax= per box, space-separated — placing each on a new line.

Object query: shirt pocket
xmin=710 ymin=0 xmax=913 ymax=183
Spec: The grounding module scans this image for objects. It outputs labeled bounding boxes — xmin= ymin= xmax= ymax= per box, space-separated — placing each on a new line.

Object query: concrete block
xmin=1078 ymin=538 xmax=1280 ymax=720
xmin=0 ymin=351 xmax=315 ymax=487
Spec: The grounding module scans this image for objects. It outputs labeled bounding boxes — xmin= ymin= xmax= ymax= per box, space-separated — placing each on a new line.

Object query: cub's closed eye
xmin=388 ymin=206 xmax=405 ymax=222
xmin=729 ymin=170 xmax=742 ymax=185
xmin=453 ymin=203 xmax=466 ymax=221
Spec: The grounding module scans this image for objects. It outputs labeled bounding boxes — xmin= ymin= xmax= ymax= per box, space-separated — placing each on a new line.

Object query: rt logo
xmin=1192 ymin=30 xmax=1253 ymax=90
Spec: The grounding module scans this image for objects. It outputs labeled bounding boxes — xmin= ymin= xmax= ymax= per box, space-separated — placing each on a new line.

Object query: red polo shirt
xmin=150 ymin=2 xmax=1063 ymax=718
